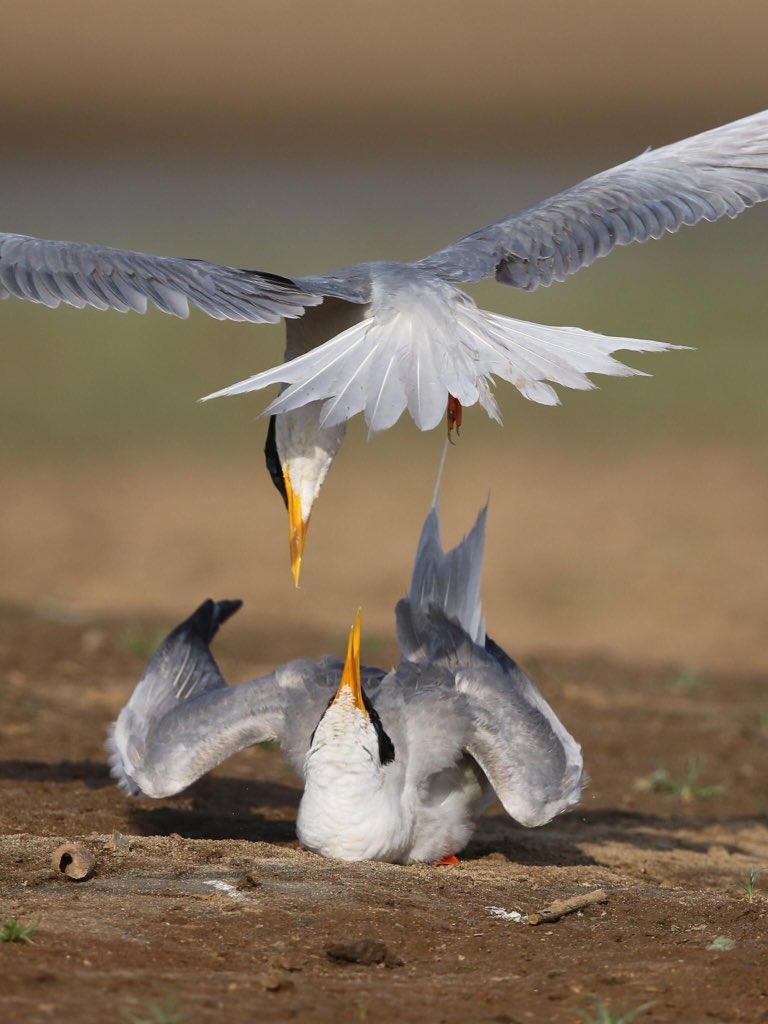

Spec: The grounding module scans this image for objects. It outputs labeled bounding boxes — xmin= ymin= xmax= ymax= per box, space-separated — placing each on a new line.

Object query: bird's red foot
xmin=432 ymin=854 xmax=461 ymax=867
xmin=446 ymin=394 xmax=462 ymax=442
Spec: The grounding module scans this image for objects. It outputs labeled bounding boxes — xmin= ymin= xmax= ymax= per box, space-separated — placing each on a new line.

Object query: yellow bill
xmin=284 ymin=465 xmax=309 ymax=588
xmin=333 ymin=608 xmax=366 ymax=715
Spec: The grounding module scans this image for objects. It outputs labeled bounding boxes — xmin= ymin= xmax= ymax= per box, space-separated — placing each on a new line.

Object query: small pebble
xmin=108 ymin=831 xmax=131 ymax=854
xmin=326 ymin=938 xmax=403 ymax=967
xmin=258 ymin=972 xmax=294 ymax=992
xmin=236 ymin=871 xmax=262 ymax=890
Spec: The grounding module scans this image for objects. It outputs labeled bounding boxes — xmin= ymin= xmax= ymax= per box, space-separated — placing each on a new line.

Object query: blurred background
xmin=0 ymin=0 xmax=766 ymax=673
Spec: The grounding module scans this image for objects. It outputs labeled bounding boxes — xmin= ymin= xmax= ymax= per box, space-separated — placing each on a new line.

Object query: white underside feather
xmin=202 ymin=277 xmax=685 ymax=433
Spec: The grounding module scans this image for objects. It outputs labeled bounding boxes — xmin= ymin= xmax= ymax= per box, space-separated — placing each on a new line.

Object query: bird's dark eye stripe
xmin=363 ymin=691 xmax=395 ymax=766
xmin=375 ymin=720 xmax=395 ymax=766
xmin=264 ymin=415 xmax=288 ymax=507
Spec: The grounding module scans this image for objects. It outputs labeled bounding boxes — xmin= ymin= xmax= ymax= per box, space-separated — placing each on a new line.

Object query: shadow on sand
xmin=2 ymin=759 xmax=764 ymax=864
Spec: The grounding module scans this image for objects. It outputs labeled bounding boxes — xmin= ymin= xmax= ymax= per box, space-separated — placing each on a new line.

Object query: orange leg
xmin=446 ymin=394 xmax=463 ymax=442
xmin=432 ymin=854 xmax=461 ymax=867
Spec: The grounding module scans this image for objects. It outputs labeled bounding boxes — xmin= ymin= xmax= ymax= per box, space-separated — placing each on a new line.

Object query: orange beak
xmin=332 ymin=608 xmax=367 ymax=715
xmin=284 ymin=465 xmax=309 ymax=588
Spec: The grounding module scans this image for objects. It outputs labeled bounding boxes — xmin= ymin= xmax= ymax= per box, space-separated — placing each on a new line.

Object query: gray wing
xmin=417 ymin=109 xmax=768 ymax=290
xmin=395 ymin=601 xmax=583 ymax=827
xmin=458 ymin=638 xmax=584 ymax=827
xmin=408 ymin=466 xmax=488 ymax=645
xmin=0 ymin=232 xmax=343 ymax=322
xmin=107 ymin=598 xmax=341 ymax=798
xmin=293 ymin=263 xmax=374 ymax=304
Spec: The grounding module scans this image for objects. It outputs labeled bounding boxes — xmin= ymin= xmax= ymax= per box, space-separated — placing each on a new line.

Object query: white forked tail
xmin=408 ymin=441 xmax=487 ymax=645
xmin=201 ymin=282 xmax=686 ymax=433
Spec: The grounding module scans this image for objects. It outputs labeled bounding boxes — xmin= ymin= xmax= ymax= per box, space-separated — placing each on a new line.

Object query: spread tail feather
xmin=201 ymin=293 xmax=685 ymax=431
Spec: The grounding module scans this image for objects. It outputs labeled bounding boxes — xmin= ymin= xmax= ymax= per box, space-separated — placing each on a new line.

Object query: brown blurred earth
xmin=0 ymin=599 xmax=767 ymax=1023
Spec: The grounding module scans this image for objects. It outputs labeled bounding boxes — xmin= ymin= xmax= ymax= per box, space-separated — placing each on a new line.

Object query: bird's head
xmin=264 ymin=407 xmax=346 ymax=587
xmin=306 ymin=609 xmax=395 ymax=772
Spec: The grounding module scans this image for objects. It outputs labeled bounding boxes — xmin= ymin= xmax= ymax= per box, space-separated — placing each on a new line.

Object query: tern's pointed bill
xmin=333 ymin=608 xmax=366 ymax=715
xmin=284 ymin=466 xmax=308 ymax=588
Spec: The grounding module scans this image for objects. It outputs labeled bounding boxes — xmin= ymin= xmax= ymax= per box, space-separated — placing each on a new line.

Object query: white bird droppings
xmin=203 ymin=879 xmax=248 ymax=902
xmin=486 ymin=906 xmax=527 ymax=923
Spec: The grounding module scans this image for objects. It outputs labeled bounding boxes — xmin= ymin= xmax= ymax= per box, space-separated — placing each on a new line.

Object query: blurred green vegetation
xmin=1 ymin=158 xmax=766 ymax=462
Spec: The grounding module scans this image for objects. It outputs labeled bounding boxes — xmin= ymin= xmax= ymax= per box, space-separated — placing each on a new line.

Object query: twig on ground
xmin=527 ymin=888 xmax=608 ymax=925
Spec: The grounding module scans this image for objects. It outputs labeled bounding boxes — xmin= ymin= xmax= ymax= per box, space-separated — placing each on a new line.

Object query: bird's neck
xmin=275 ymin=403 xmax=345 ymax=483
xmin=297 ymin=701 xmax=406 ymax=861
xmin=302 ymin=702 xmax=385 ymax=808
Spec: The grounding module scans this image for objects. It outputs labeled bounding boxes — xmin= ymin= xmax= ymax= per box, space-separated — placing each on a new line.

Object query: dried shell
xmin=51 ymin=843 xmax=96 ymax=881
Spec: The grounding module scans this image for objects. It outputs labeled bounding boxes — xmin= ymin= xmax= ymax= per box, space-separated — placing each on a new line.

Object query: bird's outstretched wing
xmin=0 ymin=233 xmax=331 ymax=322
xmin=458 ymin=640 xmax=584 ymax=827
xmin=417 ymin=110 xmax=768 ymax=290
xmin=395 ymin=602 xmax=583 ymax=826
xmin=107 ymin=598 xmax=338 ymax=798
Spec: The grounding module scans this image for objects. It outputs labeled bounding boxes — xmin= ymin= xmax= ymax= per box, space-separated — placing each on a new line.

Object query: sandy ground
xmin=1 ymin=448 xmax=767 ymax=1022
xmin=1 ymin=442 xmax=767 ymax=674
xmin=0 ymin=604 xmax=767 ymax=1024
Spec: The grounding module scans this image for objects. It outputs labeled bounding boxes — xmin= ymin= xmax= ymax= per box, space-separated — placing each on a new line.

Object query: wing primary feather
xmin=0 ymin=232 xmax=335 ymax=323
xmin=416 ymin=109 xmax=768 ymax=290
xmin=406 ymin=480 xmax=488 ymax=647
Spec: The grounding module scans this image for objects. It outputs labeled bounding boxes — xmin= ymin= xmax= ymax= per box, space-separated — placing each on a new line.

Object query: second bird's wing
xmin=417 ymin=110 xmax=768 ymax=290
xmin=457 ymin=641 xmax=584 ymax=827
xmin=395 ymin=600 xmax=583 ymax=827
xmin=0 ymin=232 xmax=356 ymax=322
xmin=107 ymin=598 xmax=340 ymax=798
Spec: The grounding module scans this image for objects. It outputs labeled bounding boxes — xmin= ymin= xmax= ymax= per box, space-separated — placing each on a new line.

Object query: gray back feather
xmin=395 ymin=601 xmax=480 ymax=669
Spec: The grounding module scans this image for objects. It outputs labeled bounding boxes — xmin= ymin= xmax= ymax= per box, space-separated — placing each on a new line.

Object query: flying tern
xmin=3 ymin=111 xmax=768 ymax=583
xmin=108 ymin=478 xmax=584 ymax=863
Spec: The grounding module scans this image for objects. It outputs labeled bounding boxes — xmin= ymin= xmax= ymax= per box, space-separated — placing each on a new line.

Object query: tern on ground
xmin=3 ymin=111 xmax=768 ymax=582
xmin=108 ymin=474 xmax=584 ymax=863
